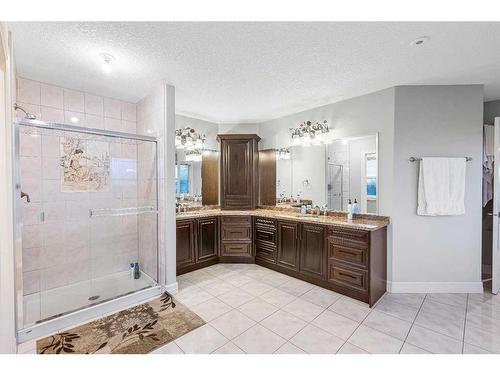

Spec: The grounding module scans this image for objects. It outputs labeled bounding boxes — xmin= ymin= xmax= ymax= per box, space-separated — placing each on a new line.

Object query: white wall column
xmin=163 ymin=84 xmax=177 ymax=292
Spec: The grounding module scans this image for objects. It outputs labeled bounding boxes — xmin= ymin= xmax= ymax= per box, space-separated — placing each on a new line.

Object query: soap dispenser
xmin=353 ymin=199 xmax=360 ymax=214
xmin=347 ymin=199 xmax=353 ymax=221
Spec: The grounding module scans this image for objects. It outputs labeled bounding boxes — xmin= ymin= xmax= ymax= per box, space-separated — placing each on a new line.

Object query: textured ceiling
xmin=8 ymin=22 xmax=500 ymax=123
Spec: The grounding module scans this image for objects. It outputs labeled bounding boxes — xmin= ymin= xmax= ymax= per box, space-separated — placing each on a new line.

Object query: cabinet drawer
xmin=255 ymin=242 xmax=276 ymax=263
xmin=328 ymin=263 xmax=368 ymax=292
xmin=255 ymin=227 xmax=276 ymax=244
xmin=328 ymin=227 xmax=369 ymax=247
xmin=221 ymin=216 xmax=252 ymax=226
xmin=255 ymin=217 xmax=276 ymax=227
xmin=221 ymin=242 xmax=252 ymax=256
xmin=221 ymin=226 xmax=252 ymax=241
xmin=328 ymin=240 xmax=367 ymax=268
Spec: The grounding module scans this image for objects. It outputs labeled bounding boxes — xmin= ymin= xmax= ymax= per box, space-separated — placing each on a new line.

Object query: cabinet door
xmin=277 ymin=221 xmax=299 ymax=270
xmin=300 ymin=224 xmax=326 ymax=279
xmin=197 ymin=217 xmax=218 ymax=262
xmin=218 ymin=135 xmax=260 ymax=210
xmin=176 ymin=219 xmax=196 ymax=271
xmin=221 ymin=139 xmax=252 ymax=208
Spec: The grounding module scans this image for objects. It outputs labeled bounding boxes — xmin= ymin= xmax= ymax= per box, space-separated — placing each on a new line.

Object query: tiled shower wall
xmin=16 ymin=77 xmax=152 ymax=295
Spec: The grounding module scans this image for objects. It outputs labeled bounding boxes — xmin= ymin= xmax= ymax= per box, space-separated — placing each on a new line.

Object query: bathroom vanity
xmin=176 ymin=132 xmax=388 ymax=306
xmin=176 ymin=209 xmax=388 ymax=306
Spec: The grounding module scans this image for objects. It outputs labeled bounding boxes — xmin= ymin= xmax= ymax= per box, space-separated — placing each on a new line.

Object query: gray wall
xmin=391 ymin=85 xmax=483 ymax=289
xmin=484 ymin=100 xmax=500 ymax=125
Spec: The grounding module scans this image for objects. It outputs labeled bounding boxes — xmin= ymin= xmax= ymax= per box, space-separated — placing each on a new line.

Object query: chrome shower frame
xmin=12 ymin=119 xmax=161 ymax=341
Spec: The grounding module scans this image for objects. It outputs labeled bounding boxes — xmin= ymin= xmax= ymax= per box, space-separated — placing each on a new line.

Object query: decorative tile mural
xmin=60 ymin=137 xmax=111 ymax=191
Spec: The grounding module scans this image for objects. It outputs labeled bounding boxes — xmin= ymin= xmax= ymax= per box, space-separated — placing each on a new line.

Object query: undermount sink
xmin=300 ymin=216 xmax=321 ymax=221
xmin=276 ymin=214 xmax=321 ymax=221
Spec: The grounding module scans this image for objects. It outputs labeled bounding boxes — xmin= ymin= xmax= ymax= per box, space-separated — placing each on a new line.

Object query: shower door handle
xmin=20 ymin=191 xmax=30 ymax=203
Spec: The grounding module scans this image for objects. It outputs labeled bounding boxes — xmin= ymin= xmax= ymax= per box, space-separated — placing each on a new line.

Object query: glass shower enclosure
xmin=13 ymin=120 xmax=159 ymax=332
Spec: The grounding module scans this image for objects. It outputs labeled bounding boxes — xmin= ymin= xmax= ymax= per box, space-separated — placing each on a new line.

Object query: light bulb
xmin=100 ymin=53 xmax=115 ymax=74
xmin=102 ymin=62 xmax=112 ymax=74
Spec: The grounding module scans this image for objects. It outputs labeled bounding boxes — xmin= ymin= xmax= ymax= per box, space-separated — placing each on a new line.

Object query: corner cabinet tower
xmin=217 ymin=134 xmax=260 ymax=210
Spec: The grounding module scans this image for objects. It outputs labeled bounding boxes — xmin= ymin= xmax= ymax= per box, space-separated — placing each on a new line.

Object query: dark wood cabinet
xmin=326 ymin=226 xmax=387 ymax=306
xmin=254 ymin=217 xmax=277 ymax=264
xmin=220 ymin=216 xmax=253 ymax=261
xmin=299 ymin=223 xmax=326 ymax=280
xmin=277 ymin=220 xmax=300 ymax=271
xmin=197 ymin=217 xmax=219 ymax=262
xmin=176 ymin=219 xmax=197 ymax=271
xmin=177 ymin=214 xmax=387 ymax=306
xmin=217 ymin=134 xmax=260 ymax=210
xmin=176 ymin=216 xmax=219 ymax=275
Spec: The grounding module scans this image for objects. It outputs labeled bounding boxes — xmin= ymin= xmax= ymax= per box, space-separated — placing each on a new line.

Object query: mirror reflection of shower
xmin=14 ymin=103 xmax=37 ymax=120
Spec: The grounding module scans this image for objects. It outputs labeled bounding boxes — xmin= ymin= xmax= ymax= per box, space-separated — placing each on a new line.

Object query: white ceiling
xmin=8 ymin=22 xmax=500 ymax=123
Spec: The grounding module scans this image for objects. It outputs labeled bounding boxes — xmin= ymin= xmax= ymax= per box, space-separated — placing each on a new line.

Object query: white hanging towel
xmin=417 ymin=157 xmax=466 ymax=216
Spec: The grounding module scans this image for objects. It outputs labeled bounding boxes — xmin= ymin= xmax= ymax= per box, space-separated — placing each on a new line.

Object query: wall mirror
xmin=276 ymin=133 xmax=378 ymax=214
xmin=175 ymin=125 xmax=219 ymax=207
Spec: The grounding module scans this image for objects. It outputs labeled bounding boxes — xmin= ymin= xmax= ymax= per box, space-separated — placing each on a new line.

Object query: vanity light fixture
xmin=185 ymin=149 xmax=202 ymax=162
xmin=275 ymin=148 xmax=291 ymax=160
xmin=100 ymin=53 xmax=115 ymax=74
xmin=290 ymin=120 xmax=330 ymax=146
xmin=175 ymin=127 xmax=206 ymax=150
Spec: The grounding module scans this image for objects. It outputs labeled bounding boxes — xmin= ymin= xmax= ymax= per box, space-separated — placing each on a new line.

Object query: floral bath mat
xmin=36 ymin=292 xmax=205 ymax=354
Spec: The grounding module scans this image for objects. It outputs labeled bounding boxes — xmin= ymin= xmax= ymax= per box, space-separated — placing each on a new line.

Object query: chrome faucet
xmin=176 ymin=202 xmax=185 ymax=214
xmin=313 ymin=205 xmax=321 ymax=216
xmin=321 ymin=204 xmax=328 ymax=216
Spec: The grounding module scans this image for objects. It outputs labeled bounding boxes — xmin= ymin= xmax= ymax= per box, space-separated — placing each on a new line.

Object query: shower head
xmin=13 ymin=103 xmax=37 ymax=120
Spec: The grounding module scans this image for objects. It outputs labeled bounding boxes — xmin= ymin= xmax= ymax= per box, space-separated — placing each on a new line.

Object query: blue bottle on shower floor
xmin=133 ymin=262 xmax=140 ymax=279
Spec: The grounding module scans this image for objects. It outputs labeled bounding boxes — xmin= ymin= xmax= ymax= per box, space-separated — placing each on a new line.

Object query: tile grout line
xmin=335 ymin=298 xmax=378 ymax=354
xmin=398 ymin=293 xmax=427 ymax=354
xmin=461 ymin=294 xmax=469 ymax=354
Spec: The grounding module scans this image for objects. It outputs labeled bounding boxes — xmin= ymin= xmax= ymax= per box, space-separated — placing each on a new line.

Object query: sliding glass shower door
xmin=15 ymin=121 xmax=159 ymax=329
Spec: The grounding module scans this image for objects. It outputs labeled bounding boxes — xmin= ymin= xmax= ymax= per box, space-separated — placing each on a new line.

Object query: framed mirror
xmin=276 ymin=133 xmax=378 ymax=214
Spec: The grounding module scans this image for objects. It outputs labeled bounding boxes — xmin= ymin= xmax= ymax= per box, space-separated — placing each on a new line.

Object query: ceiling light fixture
xmin=410 ymin=36 xmax=430 ymax=47
xmin=100 ymin=53 xmax=115 ymax=74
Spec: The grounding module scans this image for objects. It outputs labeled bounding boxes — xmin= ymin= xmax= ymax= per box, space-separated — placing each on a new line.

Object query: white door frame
xmin=0 ymin=23 xmax=17 ymax=353
xmin=492 ymin=117 xmax=500 ymax=294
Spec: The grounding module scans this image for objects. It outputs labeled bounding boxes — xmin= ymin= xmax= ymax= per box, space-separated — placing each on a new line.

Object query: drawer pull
xmin=339 ymin=271 xmax=356 ymax=280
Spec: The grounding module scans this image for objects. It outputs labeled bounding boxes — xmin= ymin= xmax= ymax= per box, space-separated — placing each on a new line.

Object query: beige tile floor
xmin=18 ymin=263 xmax=500 ymax=354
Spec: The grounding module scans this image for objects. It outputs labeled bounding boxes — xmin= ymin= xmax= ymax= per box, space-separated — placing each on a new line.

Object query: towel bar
xmin=89 ymin=206 xmax=157 ymax=218
xmin=409 ymin=156 xmax=472 ymax=162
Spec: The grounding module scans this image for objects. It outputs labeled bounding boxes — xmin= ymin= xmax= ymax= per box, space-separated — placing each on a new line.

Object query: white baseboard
xmin=387 ymin=281 xmax=484 ymax=294
xmin=164 ymin=281 xmax=178 ymax=294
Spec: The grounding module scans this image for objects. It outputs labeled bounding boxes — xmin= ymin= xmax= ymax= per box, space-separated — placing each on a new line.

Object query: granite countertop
xmin=176 ymin=208 xmax=389 ymax=231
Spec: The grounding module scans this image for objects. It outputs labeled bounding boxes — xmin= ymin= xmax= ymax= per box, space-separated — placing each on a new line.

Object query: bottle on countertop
xmin=133 ymin=262 xmax=140 ymax=279
xmin=300 ymin=205 xmax=307 ymax=215
xmin=347 ymin=199 xmax=353 ymax=221
xmin=353 ymin=199 xmax=360 ymax=214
